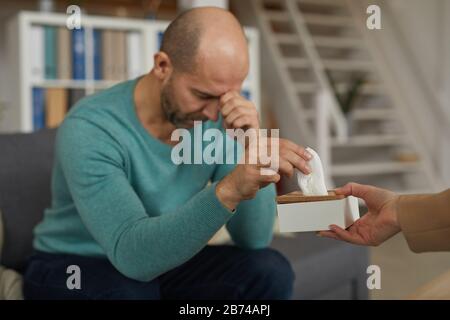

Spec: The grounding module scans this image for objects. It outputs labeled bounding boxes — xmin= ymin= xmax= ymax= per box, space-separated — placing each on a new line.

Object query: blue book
xmin=158 ymin=31 xmax=164 ymax=49
xmin=72 ymin=28 xmax=86 ymax=80
xmin=241 ymin=89 xmax=251 ymax=101
xmin=32 ymin=87 xmax=45 ymax=131
xmin=44 ymin=26 xmax=57 ymax=79
xmin=93 ymin=29 xmax=102 ymax=80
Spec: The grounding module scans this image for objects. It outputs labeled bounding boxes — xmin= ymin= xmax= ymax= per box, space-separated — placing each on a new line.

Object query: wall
xmin=386 ymin=0 xmax=450 ymax=185
xmin=388 ymin=0 xmax=449 ymax=117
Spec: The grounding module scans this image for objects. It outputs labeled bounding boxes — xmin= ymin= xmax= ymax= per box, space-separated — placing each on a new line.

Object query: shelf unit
xmin=2 ymin=11 xmax=260 ymax=133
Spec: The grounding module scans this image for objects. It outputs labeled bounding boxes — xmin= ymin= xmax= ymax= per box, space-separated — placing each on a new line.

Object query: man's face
xmin=160 ymin=61 xmax=248 ymax=129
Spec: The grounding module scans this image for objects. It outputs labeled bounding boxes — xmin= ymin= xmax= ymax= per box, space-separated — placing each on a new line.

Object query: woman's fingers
xmin=318 ymin=231 xmax=338 ymax=240
xmin=329 ymin=225 xmax=364 ymax=245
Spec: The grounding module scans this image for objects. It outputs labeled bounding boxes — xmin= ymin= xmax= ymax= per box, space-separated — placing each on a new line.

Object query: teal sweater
xmin=33 ymin=79 xmax=276 ymax=281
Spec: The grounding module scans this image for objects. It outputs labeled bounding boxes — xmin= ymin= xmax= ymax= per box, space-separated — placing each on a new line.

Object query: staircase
xmin=233 ymin=0 xmax=443 ymax=194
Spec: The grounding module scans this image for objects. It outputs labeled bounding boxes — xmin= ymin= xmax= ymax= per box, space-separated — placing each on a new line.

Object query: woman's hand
xmin=319 ymin=182 xmax=401 ymax=246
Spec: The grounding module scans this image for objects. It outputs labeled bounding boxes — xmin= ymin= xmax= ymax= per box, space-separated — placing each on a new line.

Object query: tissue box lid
xmin=276 ymin=191 xmax=345 ymax=204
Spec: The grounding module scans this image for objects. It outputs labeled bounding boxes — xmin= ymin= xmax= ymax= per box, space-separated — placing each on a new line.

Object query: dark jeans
xmin=23 ymin=245 xmax=295 ymax=300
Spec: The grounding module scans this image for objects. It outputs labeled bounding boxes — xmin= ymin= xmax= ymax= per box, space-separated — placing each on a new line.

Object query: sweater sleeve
xmin=57 ymin=117 xmax=233 ymax=282
xmin=397 ymin=189 xmax=450 ymax=253
xmin=211 ymin=135 xmax=277 ymax=249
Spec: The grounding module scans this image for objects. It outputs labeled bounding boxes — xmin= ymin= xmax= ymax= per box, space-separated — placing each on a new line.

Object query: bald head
xmin=160 ymin=7 xmax=248 ymax=75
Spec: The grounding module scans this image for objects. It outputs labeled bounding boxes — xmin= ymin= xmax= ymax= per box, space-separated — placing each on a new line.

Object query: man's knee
xmin=243 ymin=248 xmax=295 ymax=299
xmin=23 ymin=253 xmax=162 ymax=300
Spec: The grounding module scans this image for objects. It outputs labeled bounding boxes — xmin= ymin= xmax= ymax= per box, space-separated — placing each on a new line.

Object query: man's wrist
xmin=216 ymin=178 xmax=241 ymax=212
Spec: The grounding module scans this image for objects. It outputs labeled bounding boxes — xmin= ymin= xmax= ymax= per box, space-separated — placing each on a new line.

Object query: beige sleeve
xmin=397 ymin=189 xmax=450 ymax=253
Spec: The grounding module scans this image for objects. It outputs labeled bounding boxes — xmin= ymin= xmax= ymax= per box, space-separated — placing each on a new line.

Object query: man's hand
xmin=220 ymin=91 xmax=260 ymax=130
xmin=319 ymin=182 xmax=401 ymax=246
xmin=216 ymin=138 xmax=312 ymax=211
xmin=216 ymin=161 xmax=280 ymax=211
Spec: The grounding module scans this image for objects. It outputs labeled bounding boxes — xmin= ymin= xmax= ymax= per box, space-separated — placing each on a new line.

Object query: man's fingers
xmin=220 ymin=91 xmax=239 ymax=107
xmin=222 ymin=99 xmax=256 ymax=119
xmin=280 ymin=150 xmax=311 ymax=175
xmin=223 ymin=108 xmax=243 ymax=126
xmin=232 ymin=116 xmax=254 ymax=130
xmin=278 ymin=159 xmax=294 ymax=178
xmin=260 ymin=172 xmax=280 ymax=184
xmin=221 ymin=100 xmax=238 ymax=118
xmin=280 ymin=139 xmax=312 ymax=161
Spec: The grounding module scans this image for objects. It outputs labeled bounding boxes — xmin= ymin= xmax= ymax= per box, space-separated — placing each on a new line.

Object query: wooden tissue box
xmin=276 ymin=191 xmax=360 ymax=232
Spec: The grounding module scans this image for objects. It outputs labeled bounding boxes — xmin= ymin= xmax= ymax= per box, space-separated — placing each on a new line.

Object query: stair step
xmin=276 ymin=34 xmax=362 ymax=48
xmin=295 ymin=82 xmax=383 ymax=95
xmin=323 ymin=59 xmax=373 ymax=71
xmin=285 ymin=57 xmax=310 ymax=68
xmin=335 ymin=83 xmax=383 ymax=95
xmin=288 ymin=59 xmax=377 ymax=73
xmin=351 ymin=108 xmax=395 ymax=120
xmin=331 ymin=161 xmax=419 ymax=177
xmin=302 ymin=107 xmax=395 ymax=121
xmin=263 ymin=10 xmax=289 ymax=22
xmin=303 ymin=13 xmax=353 ymax=27
xmin=276 ymin=33 xmax=298 ymax=44
xmin=331 ymin=134 xmax=407 ymax=147
xmin=313 ymin=35 xmax=362 ymax=48
xmin=295 ymin=82 xmax=318 ymax=93
xmin=298 ymin=0 xmax=346 ymax=6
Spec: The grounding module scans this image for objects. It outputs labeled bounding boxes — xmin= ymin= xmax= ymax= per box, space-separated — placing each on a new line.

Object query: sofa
xmin=0 ymin=129 xmax=369 ymax=300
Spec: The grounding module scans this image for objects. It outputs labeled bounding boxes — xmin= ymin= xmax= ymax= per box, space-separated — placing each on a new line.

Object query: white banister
xmin=315 ymin=89 xmax=334 ymax=188
xmin=284 ymin=0 xmax=348 ymax=143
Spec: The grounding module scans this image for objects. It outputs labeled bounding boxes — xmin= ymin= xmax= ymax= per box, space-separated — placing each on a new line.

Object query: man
xmin=23 ymin=7 xmax=312 ymax=299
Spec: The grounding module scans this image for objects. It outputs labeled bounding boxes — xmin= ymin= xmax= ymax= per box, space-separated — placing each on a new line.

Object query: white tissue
xmin=297 ymin=147 xmax=328 ymax=196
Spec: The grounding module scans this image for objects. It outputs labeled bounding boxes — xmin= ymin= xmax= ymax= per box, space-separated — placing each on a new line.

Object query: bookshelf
xmin=2 ymin=11 xmax=260 ymax=133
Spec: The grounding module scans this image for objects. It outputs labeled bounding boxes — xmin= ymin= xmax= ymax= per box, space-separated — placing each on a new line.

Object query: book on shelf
xmin=114 ymin=31 xmax=127 ymax=81
xmin=45 ymin=88 xmax=68 ymax=128
xmin=57 ymin=27 xmax=72 ymax=79
xmin=241 ymin=89 xmax=251 ymax=101
xmin=32 ymin=87 xmax=45 ymax=130
xmin=72 ymin=27 xmax=86 ymax=80
xmin=158 ymin=31 xmax=164 ymax=49
xmin=29 ymin=25 xmax=145 ymax=83
xmin=32 ymin=87 xmax=86 ymax=131
xmin=127 ymin=31 xmax=142 ymax=79
xmin=93 ymin=29 xmax=102 ymax=80
xmin=68 ymin=89 xmax=86 ymax=106
xmin=44 ymin=26 xmax=57 ymax=79
xmin=101 ymin=29 xmax=114 ymax=81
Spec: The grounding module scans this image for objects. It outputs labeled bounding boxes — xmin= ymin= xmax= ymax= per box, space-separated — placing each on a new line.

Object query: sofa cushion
xmin=0 ymin=209 xmax=3 ymax=256
xmin=0 ymin=266 xmax=23 ymax=300
xmin=0 ymin=129 xmax=56 ymax=271
xmin=0 ymin=209 xmax=23 ymax=299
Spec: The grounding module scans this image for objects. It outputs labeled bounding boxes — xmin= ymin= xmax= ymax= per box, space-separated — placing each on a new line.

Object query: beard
xmin=160 ymin=80 xmax=207 ymax=129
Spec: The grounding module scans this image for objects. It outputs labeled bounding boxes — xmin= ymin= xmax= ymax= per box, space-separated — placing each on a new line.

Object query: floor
xmin=369 ymin=233 xmax=450 ymax=299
